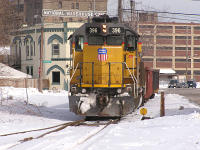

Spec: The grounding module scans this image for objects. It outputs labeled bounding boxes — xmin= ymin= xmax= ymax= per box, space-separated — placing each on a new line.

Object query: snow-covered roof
xmin=0 ymin=47 xmax=10 ymax=55
xmin=160 ymin=69 xmax=176 ymax=74
xmin=0 ymin=63 xmax=32 ymax=78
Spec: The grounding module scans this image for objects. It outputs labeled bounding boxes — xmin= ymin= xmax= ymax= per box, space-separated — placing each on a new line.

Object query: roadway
xmin=161 ymin=88 xmax=200 ymax=105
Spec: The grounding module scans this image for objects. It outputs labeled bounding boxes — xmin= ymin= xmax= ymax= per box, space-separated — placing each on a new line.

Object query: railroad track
xmin=1 ymin=118 xmax=120 ymax=149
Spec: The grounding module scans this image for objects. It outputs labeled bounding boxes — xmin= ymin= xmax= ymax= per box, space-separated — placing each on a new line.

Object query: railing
xmin=69 ymin=62 xmax=138 ymax=97
xmin=123 ymin=62 xmax=138 ymax=97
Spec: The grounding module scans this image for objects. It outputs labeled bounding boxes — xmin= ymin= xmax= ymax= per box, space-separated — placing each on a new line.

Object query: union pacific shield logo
xmin=98 ymin=48 xmax=107 ymax=61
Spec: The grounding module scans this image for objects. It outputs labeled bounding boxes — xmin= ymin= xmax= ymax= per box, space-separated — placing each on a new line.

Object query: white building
xmin=11 ymin=22 xmax=83 ymax=90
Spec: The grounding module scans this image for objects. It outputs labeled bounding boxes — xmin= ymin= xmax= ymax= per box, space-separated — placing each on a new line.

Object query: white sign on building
xmin=42 ymin=9 xmax=107 ymax=17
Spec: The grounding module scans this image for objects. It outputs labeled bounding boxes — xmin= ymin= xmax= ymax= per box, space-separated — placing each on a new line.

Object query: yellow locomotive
xmin=68 ymin=15 xmax=146 ymax=117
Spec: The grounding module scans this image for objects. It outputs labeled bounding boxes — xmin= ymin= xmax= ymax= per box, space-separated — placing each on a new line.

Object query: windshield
xmin=187 ymin=81 xmax=194 ymax=84
xmin=88 ymin=36 xmax=104 ymax=45
xmin=169 ymin=80 xmax=178 ymax=84
xmin=107 ymin=35 xmax=123 ymax=45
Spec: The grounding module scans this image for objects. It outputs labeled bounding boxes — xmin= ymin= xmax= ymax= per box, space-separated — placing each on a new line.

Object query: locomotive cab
xmin=68 ymin=15 xmax=144 ymax=117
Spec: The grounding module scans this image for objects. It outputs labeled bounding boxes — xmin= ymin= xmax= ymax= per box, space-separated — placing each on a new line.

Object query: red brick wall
xmin=193 ymin=75 xmax=200 ymax=82
xmin=175 ymin=51 xmax=191 ymax=56
xmin=194 ymin=63 xmax=200 ymax=68
xmin=194 ymin=40 xmax=200 ymax=45
xmin=193 ymin=30 xmax=200 ymax=34
xmin=144 ymin=62 xmax=153 ymax=68
xmin=175 ymin=62 xmax=191 ymax=68
xmin=143 ymin=50 xmax=154 ymax=56
xmin=156 ymin=39 xmax=173 ymax=45
xmin=175 ymin=30 xmax=191 ymax=34
xmin=156 ymin=29 xmax=172 ymax=33
xmin=175 ymin=40 xmax=191 ymax=45
xmin=139 ymin=29 xmax=154 ymax=33
xmin=156 ymin=62 xmax=172 ymax=68
xmin=156 ymin=50 xmax=172 ymax=56
xmin=194 ymin=51 xmax=200 ymax=56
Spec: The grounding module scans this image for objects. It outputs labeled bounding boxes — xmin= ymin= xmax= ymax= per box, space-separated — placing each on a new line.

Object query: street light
xmin=34 ymin=15 xmax=43 ymax=93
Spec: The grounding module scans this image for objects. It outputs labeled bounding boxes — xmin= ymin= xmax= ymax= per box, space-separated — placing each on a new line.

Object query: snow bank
xmin=0 ymin=63 xmax=32 ymax=78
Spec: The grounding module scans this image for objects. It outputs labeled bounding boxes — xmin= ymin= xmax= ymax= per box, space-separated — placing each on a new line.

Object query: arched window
xmin=25 ymin=40 xmax=29 ymax=58
xmin=30 ymin=41 xmax=33 ymax=56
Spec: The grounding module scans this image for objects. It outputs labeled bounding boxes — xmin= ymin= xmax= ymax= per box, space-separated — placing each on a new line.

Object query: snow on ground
xmin=0 ymin=87 xmax=200 ymax=150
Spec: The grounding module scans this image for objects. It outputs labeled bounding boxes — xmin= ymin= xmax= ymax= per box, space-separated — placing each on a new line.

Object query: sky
xmin=107 ymin=0 xmax=200 ymax=23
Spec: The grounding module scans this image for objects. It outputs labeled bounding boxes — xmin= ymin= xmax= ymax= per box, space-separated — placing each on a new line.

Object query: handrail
xmin=68 ymin=63 xmax=79 ymax=93
xmin=69 ymin=62 xmax=138 ymax=97
xmin=72 ymin=48 xmax=75 ymax=71
xmin=123 ymin=62 xmax=138 ymax=97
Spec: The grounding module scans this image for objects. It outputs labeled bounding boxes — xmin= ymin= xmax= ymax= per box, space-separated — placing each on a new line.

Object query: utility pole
xmin=118 ymin=0 xmax=122 ymax=22
xmin=39 ymin=18 xmax=43 ymax=93
xmin=93 ymin=0 xmax=96 ymax=14
xmin=130 ymin=0 xmax=134 ymax=23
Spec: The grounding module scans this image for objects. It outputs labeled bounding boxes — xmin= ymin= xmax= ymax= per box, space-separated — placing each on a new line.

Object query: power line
xmin=123 ymin=9 xmax=200 ymax=22
xmin=123 ymin=9 xmax=200 ymax=17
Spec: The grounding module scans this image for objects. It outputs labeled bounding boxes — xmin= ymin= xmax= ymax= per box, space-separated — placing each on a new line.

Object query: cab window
xmin=107 ymin=35 xmax=123 ymax=45
xmin=88 ymin=35 xmax=104 ymax=45
xmin=126 ymin=35 xmax=137 ymax=51
xmin=75 ymin=36 xmax=84 ymax=51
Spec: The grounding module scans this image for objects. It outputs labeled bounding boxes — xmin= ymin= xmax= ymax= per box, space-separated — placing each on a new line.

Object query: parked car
xmin=168 ymin=80 xmax=179 ymax=88
xmin=176 ymin=82 xmax=188 ymax=88
xmin=187 ymin=80 xmax=197 ymax=88
xmin=181 ymin=82 xmax=188 ymax=88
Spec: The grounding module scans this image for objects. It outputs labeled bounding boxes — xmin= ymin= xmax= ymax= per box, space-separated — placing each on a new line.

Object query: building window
xmin=176 ymin=70 xmax=191 ymax=75
xmin=52 ymin=71 xmax=60 ymax=84
xmin=143 ymin=58 xmax=153 ymax=62
xmin=89 ymin=2 xmax=92 ymax=10
xmin=139 ymin=25 xmax=154 ymax=29
xmin=71 ymin=3 xmax=74 ymax=9
xmin=26 ymin=45 xmax=29 ymax=57
xmin=194 ymin=36 xmax=200 ymax=40
xmin=175 ymin=26 xmax=191 ymax=30
xmin=30 ymin=43 xmax=33 ymax=56
xmin=194 ymin=47 xmax=200 ymax=50
xmin=76 ymin=2 xmax=79 ymax=9
xmin=156 ymin=59 xmax=172 ymax=62
xmin=175 ymin=36 xmax=191 ymax=39
xmin=194 ymin=71 xmax=200 ymax=75
xmin=26 ymin=66 xmax=29 ymax=74
xmin=175 ymin=47 xmax=191 ymax=50
xmin=58 ymin=1 xmax=62 ymax=8
xmin=194 ymin=27 xmax=200 ymax=30
xmin=69 ymin=18 xmax=73 ymax=22
xmin=156 ymin=36 xmax=172 ymax=39
xmin=19 ymin=4 xmax=24 ymax=12
xmin=30 ymin=66 xmax=33 ymax=76
xmin=157 ymin=26 xmax=172 ymax=29
xmin=34 ymin=42 xmax=36 ymax=56
xmin=52 ymin=44 xmax=60 ymax=55
xmin=156 ymin=46 xmax=172 ymax=50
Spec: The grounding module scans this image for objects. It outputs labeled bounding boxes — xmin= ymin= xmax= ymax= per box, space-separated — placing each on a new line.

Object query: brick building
xmin=138 ymin=22 xmax=200 ymax=81
xmin=15 ymin=0 xmax=107 ymax=25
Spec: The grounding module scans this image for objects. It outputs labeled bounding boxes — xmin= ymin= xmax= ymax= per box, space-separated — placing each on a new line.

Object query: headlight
xmin=117 ymin=88 xmax=122 ymax=94
xmin=81 ymin=88 xmax=86 ymax=94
